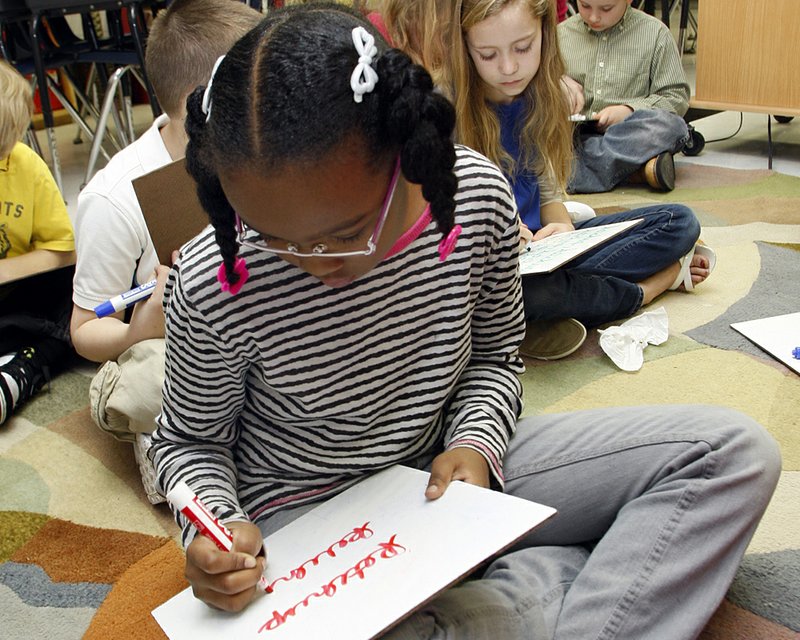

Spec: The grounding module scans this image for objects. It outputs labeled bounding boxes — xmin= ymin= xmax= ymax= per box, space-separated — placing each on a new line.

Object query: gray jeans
xmin=568 ymin=109 xmax=690 ymax=194
xmin=262 ymin=405 xmax=781 ymax=640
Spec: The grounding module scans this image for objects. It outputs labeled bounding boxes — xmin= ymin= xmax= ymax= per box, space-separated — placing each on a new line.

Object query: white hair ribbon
xmin=201 ymin=55 xmax=226 ymax=122
xmin=350 ymin=27 xmax=378 ymax=103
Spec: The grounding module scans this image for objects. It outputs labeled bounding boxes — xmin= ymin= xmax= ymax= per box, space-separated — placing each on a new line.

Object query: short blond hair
xmin=0 ymin=60 xmax=33 ymax=158
xmin=145 ymin=0 xmax=262 ymax=118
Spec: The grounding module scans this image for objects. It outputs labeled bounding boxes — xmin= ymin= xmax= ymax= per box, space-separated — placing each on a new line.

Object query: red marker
xmin=167 ymin=481 xmax=269 ymax=592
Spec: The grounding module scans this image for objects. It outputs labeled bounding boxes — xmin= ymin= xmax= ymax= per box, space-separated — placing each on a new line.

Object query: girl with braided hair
xmin=151 ymin=4 xmax=779 ymax=637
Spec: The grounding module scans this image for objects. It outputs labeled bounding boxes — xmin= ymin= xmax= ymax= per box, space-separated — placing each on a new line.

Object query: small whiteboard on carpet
xmin=520 ymin=218 xmax=642 ymax=275
xmin=731 ymin=312 xmax=800 ymax=375
xmin=152 ymin=465 xmax=556 ymax=640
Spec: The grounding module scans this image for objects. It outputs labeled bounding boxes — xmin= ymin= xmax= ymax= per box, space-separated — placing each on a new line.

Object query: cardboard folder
xmin=132 ymin=158 xmax=209 ymax=266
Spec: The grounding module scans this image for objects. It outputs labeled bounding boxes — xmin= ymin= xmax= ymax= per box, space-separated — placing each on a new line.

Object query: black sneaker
xmin=0 ymin=346 xmax=50 ymax=425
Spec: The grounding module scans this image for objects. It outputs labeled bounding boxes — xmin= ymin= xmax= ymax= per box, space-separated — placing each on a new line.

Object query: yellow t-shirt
xmin=0 ymin=141 xmax=74 ymax=259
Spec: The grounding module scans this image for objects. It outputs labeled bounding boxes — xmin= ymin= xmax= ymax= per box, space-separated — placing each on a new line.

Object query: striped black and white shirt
xmin=151 ymin=146 xmax=526 ymax=544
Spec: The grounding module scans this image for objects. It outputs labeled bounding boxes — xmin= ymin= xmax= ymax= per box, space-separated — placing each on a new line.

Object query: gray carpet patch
xmin=728 ymin=549 xmax=800 ymax=631
xmin=0 ymin=562 xmax=111 ymax=608
xmin=687 ymin=242 xmax=800 ymax=360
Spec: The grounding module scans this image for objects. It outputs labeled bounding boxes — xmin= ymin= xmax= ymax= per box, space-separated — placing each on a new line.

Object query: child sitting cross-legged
xmin=559 ymin=0 xmax=691 ymax=193
xmin=149 ymin=7 xmax=779 ymax=640
xmin=447 ymin=0 xmax=715 ymax=359
xmin=0 ymin=60 xmax=76 ymax=425
xmin=69 ymin=0 xmax=262 ymax=502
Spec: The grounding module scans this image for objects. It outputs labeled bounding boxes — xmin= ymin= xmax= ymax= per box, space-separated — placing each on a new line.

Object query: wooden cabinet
xmin=691 ymin=0 xmax=800 ymax=116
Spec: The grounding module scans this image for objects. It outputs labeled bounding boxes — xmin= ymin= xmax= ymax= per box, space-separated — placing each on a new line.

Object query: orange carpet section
xmin=3 ymin=163 xmax=798 ymax=638
xmin=11 ymin=519 xmax=171 ymax=584
xmin=83 ymin=540 xmax=189 ymax=640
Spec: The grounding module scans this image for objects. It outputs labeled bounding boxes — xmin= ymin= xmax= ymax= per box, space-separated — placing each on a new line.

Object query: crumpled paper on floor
xmin=597 ymin=307 xmax=669 ymax=371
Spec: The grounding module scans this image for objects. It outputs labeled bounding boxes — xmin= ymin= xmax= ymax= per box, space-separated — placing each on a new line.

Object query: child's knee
xmin=713 ymin=406 xmax=782 ymax=495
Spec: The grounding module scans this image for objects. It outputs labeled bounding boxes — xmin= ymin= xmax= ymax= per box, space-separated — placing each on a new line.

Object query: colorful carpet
xmin=1 ymin=162 xmax=798 ymax=639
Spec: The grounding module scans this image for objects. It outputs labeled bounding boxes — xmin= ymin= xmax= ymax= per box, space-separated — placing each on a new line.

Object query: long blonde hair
xmin=380 ymin=0 xmax=452 ymax=86
xmin=450 ymin=0 xmax=573 ymax=191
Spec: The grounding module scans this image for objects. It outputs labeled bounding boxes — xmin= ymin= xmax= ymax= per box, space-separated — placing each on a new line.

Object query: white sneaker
xmin=134 ymin=432 xmax=165 ymax=505
xmin=565 ymin=201 xmax=596 ymax=223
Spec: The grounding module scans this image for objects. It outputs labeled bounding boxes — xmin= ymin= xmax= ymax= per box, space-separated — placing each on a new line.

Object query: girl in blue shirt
xmin=449 ymin=0 xmax=715 ymax=347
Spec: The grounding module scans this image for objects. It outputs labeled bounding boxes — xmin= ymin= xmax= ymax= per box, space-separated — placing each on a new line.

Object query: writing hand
xmin=185 ymin=520 xmax=266 ymax=612
xmin=532 ymin=221 xmax=574 ymax=242
xmin=559 ymin=75 xmax=585 ymax=115
xmin=128 ymin=264 xmax=170 ymax=342
xmin=519 ymin=222 xmax=534 ymax=252
xmin=425 ymin=448 xmax=490 ymax=500
xmin=595 ymin=105 xmax=633 ymax=131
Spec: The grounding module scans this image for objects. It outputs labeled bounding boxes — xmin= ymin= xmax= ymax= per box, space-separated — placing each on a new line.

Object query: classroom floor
xmin=680 ymin=49 xmax=800 ymax=178
xmin=46 ymin=45 xmax=800 ymax=217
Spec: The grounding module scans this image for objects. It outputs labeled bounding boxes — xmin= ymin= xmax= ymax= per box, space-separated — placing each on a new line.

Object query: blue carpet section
xmin=687 ymin=242 xmax=800 ymax=358
xmin=728 ymin=549 xmax=800 ymax=632
xmin=0 ymin=562 xmax=111 ymax=608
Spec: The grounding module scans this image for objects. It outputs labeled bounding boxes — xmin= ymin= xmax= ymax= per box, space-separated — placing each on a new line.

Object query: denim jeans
xmin=568 ymin=109 xmax=690 ymax=194
xmin=522 ymin=204 xmax=700 ymax=327
xmin=382 ymin=405 xmax=781 ymax=640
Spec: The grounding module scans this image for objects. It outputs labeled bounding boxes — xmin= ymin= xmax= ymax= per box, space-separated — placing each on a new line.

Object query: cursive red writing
xmin=258 ymin=535 xmax=407 ymax=633
xmin=266 ymin=523 xmax=374 ymax=593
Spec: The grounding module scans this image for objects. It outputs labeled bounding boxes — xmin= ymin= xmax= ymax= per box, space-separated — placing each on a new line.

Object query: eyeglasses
xmin=235 ymin=157 xmax=401 ymax=258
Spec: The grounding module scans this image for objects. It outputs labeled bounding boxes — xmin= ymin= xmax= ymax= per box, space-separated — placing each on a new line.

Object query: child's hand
xmin=532 ymin=222 xmax=574 ymax=242
xmin=519 ymin=222 xmax=534 ymax=252
xmin=594 ymin=105 xmax=633 ymax=131
xmin=425 ymin=448 xmax=490 ymax=500
xmin=559 ymin=75 xmax=585 ymax=114
xmin=185 ymin=520 xmax=266 ymax=612
xmin=128 ymin=264 xmax=170 ymax=342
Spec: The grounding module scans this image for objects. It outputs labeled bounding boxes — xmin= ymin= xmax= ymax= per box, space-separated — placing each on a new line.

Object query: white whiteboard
xmin=731 ymin=312 xmax=800 ymax=375
xmin=520 ymin=218 xmax=642 ymax=274
xmin=153 ymin=465 xmax=556 ymax=640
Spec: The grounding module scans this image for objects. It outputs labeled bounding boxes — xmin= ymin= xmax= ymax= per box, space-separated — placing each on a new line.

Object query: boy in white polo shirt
xmin=70 ymin=0 xmax=261 ymax=502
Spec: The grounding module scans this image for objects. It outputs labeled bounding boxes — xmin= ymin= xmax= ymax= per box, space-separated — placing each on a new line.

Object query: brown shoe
xmin=519 ymin=318 xmax=587 ymax=360
xmin=643 ymin=152 xmax=675 ymax=191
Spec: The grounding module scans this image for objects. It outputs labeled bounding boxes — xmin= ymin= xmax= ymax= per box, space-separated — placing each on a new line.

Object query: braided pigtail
xmin=377 ymin=49 xmax=458 ymax=257
xmin=185 ymin=86 xmax=247 ymax=293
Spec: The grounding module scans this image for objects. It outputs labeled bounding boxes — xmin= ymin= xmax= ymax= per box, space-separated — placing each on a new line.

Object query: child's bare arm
xmin=0 ymin=249 xmax=75 ymax=284
xmin=70 ymin=264 xmax=169 ymax=362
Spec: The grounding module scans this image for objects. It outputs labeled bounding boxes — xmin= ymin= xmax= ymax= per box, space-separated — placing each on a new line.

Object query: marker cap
xmin=166 ymin=481 xmax=198 ymax=512
xmin=93 ymin=301 xmax=116 ymax=318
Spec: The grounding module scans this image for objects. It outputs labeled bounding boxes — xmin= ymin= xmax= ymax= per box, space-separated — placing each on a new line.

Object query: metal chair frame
xmin=8 ymin=0 xmax=160 ymax=189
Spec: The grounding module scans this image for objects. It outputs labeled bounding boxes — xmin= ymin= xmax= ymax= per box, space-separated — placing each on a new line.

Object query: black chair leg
xmin=678 ymin=0 xmax=691 ymax=55
xmin=28 ymin=13 xmax=63 ymax=191
xmin=126 ymin=4 xmax=161 ymax=117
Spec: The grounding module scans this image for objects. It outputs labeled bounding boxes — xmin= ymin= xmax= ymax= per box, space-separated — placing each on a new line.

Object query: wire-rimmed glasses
xmin=235 ymin=157 xmax=401 ymax=258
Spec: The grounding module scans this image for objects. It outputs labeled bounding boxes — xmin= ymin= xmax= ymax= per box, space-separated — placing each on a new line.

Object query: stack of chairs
xmin=0 ymin=0 xmax=161 ymax=191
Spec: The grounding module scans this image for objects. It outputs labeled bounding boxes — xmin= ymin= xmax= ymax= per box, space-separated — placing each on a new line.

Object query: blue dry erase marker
xmin=94 ymin=279 xmax=158 ymax=318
